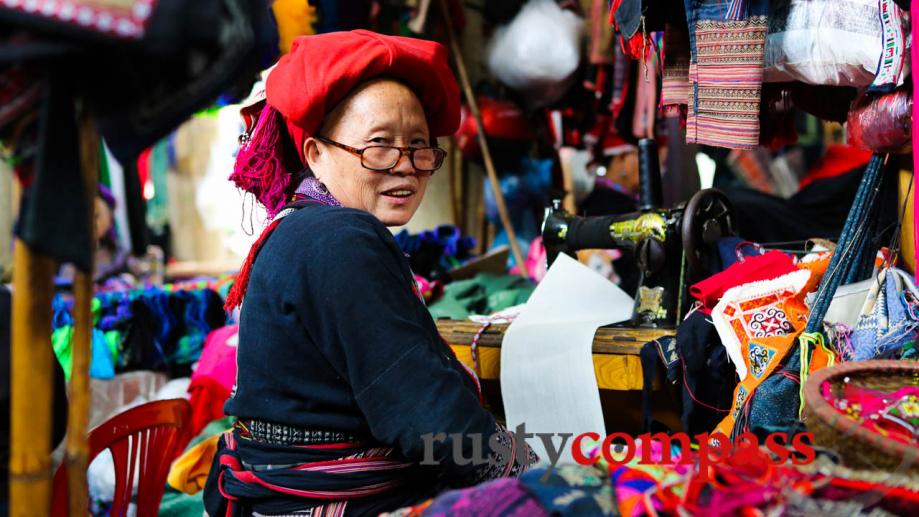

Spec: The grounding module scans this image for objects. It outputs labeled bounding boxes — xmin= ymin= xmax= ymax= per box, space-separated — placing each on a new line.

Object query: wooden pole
xmin=437 ymin=0 xmax=529 ymax=277
xmin=446 ymin=139 xmax=461 ymax=227
xmin=453 ymin=142 xmax=465 ymax=233
xmin=9 ymin=241 xmax=56 ymax=516
xmin=66 ymin=111 xmax=99 ymax=516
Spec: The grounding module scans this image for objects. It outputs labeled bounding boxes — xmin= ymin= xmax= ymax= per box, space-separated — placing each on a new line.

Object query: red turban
xmin=267 ymin=29 xmax=461 ymax=162
xmin=230 ymin=30 xmax=460 ymax=219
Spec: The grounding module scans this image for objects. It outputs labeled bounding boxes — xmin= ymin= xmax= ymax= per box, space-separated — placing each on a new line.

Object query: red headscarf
xmin=230 ymin=30 xmax=461 ymax=218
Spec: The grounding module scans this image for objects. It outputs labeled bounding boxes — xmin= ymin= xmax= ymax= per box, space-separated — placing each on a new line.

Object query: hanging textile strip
xmin=610 ymin=38 xmax=629 ymax=119
xmin=869 ymin=0 xmax=907 ymax=94
xmin=688 ymin=16 xmax=768 ymax=149
xmin=661 ymin=23 xmax=691 ymax=110
xmin=805 ymin=155 xmax=887 ymax=333
xmin=797 ymin=332 xmax=836 ymax=420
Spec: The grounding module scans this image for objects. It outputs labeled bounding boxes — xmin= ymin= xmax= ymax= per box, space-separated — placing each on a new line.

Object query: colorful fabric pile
xmin=51 ymin=287 xmax=227 ymax=379
xmin=394 ymin=225 xmax=477 ymax=282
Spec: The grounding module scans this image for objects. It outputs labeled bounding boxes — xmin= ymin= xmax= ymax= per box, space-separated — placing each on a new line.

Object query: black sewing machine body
xmin=542 ymin=139 xmax=736 ymax=328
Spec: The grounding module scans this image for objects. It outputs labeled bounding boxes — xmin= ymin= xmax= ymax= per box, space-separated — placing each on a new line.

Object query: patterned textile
xmin=239 ymin=419 xmax=363 ymax=446
xmin=0 ymin=0 xmax=159 ymax=39
xmin=294 ymin=176 xmax=342 ymax=208
xmin=712 ymin=269 xmax=811 ymax=380
xmin=385 ymin=464 xmax=615 ymax=517
xmin=204 ymin=429 xmax=416 ymax=517
xmin=869 ymin=0 xmax=907 ymax=93
xmin=825 ymin=384 xmax=919 ymax=447
xmin=711 ymin=269 xmax=812 ymax=436
xmin=470 ymin=424 xmax=539 ymax=484
xmin=664 ymin=0 xmax=770 ymax=149
xmin=519 ymin=465 xmax=616 ymax=516
xmin=609 ymin=439 xmax=690 ymax=517
xmin=686 ymin=16 xmax=768 ymax=149
xmin=418 ymin=478 xmax=547 ymax=517
xmin=662 ymin=23 xmax=691 ymax=108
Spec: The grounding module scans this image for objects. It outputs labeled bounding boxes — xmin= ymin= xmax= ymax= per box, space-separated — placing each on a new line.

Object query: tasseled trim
xmin=229 ymin=104 xmax=300 ymax=218
xmin=225 ymin=218 xmax=284 ymax=311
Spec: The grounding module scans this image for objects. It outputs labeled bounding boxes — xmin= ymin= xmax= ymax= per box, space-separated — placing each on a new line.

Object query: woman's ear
xmin=304 ymin=138 xmax=324 ymax=181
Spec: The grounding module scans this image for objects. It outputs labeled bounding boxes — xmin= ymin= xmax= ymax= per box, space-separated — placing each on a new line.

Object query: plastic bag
xmin=764 ymin=0 xmax=906 ymax=88
xmin=847 ymin=86 xmax=912 ymax=153
xmin=486 ymin=0 xmax=584 ymax=108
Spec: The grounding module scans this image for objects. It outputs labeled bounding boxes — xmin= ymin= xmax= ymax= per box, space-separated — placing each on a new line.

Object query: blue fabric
xmin=89 ymin=328 xmax=115 ymax=379
xmin=518 ymin=464 xmax=615 ymax=516
xmin=849 ymin=270 xmax=919 ymax=360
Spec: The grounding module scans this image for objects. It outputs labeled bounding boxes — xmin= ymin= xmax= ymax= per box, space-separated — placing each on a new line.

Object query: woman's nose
xmin=389 ymin=151 xmax=416 ymax=176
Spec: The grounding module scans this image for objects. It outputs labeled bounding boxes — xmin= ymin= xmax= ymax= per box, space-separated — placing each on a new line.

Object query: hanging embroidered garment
xmin=710 ymin=254 xmax=831 ymax=437
xmin=664 ymin=0 xmax=769 ymax=149
xmin=710 ymin=270 xmax=811 ymax=437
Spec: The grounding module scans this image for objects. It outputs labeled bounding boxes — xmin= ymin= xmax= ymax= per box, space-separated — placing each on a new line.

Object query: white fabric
xmin=711 ymin=270 xmax=811 ymax=381
xmin=500 ymin=254 xmax=633 ymax=464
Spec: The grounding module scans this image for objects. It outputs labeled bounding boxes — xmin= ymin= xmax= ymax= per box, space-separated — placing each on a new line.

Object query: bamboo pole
xmin=437 ymin=0 xmax=528 ymax=277
xmin=446 ymin=140 xmax=461 ymax=227
xmin=9 ymin=240 xmax=56 ymax=516
xmin=66 ymin=111 xmax=99 ymax=515
xmin=452 ymin=141 xmax=465 ymax=233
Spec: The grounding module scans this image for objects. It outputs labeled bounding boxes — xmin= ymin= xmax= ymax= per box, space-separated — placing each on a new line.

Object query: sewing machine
xmin=542 ymin=139 xmax=736 ymax=327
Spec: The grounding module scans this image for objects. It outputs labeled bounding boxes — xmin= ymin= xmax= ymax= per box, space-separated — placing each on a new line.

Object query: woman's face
xmin=304 ymin=79 xmax=433 ymax=226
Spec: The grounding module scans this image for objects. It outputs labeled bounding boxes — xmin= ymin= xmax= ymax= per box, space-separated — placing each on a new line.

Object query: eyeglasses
xmin=315 ymin=136 xmax=447 ymax=174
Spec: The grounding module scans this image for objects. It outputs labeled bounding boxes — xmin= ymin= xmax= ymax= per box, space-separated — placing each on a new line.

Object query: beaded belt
xmin=239 ymin=419 xmax=363 ymax=445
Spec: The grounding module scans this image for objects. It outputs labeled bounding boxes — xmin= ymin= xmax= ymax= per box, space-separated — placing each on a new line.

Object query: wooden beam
xmin=66 ymin=111 xmax=99 ymax=516
xmin=436 ymin=319 xmax=674 ymax=355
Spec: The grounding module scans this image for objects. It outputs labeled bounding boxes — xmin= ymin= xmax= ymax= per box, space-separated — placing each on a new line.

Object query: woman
xmin=204 ymin=31 xmax=535 ymax=517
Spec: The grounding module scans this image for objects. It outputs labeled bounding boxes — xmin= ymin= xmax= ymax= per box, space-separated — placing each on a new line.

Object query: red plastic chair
xmin=51 ymin=398 xmax=192 ymax=517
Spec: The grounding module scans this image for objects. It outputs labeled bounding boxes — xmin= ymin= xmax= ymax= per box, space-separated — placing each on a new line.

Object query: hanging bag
xmin=848 ymin=267 xmax=919 ymax=361
xmin=764 ymin=0 xmax=908 ymax=90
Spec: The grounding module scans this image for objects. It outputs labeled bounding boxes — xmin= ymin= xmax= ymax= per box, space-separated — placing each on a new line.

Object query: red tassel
xmin=225 ymin=219 xmax=284 ymax=311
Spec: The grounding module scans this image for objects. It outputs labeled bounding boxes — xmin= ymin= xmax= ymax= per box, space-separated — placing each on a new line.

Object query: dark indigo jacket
xmin=224 ymin=203 xmax=497 ymax=485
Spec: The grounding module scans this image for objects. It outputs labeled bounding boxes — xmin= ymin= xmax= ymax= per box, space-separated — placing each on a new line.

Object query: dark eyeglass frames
xmin=315 ymin=136 xmax=446 ymax=173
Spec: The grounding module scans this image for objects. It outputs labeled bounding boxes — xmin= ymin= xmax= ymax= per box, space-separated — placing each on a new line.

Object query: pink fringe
xmin=229 ymin=105 xmax=298 ymax=218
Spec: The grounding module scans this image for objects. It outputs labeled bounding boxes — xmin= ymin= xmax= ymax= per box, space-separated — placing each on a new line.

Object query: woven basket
xmin=804 ymin=360 xmax=919 ymax=474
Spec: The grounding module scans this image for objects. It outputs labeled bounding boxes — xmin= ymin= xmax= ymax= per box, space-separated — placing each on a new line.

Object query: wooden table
xmin=437 ymin=320 xmax=675 ymax=392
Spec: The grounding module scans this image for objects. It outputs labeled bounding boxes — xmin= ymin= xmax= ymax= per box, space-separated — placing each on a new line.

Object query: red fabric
xmin=188 ymin=378 xmax=232 ymax=437
xmin=225 ymin=218 xmax=283 ymax=310
xmin=798 ymin=145 xmax=872 ymax=190
xmin=188 ymin=325 xmax=239 ymax=435
xmin=137 ymin=147 xmax=152 ymax=197
xmin=267 ymin=30 xmax=461 ymax=163
xmin=689 ymin=250 xmax=798 ymax=310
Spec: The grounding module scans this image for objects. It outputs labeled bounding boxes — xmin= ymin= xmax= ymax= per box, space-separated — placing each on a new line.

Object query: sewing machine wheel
xmin=682 ymin=189 xmax=736 ymax=280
